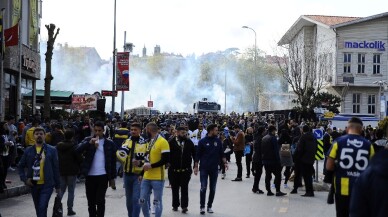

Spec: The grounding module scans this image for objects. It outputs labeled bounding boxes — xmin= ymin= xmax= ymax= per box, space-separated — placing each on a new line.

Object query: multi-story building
xmin=279 ymin=12 xmax=388 ymax=118
xmin=0 ymin=0 xmax=42 ymax=119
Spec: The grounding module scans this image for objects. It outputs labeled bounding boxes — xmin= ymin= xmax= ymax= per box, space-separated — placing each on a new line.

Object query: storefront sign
xmin=71 ymin=94 xmax=98 ymax=111
xmin=22 ymin=55 xmax=37 ymax=73
xmin=344 ymin=41 xmax=385 ymax=51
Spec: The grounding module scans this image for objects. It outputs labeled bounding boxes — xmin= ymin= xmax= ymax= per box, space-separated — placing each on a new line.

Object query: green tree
xmin=311 ymin=92 xmax=341 ymax=113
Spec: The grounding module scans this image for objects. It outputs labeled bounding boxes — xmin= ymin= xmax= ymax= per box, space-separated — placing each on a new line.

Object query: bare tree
xmin=275 ymin=33 xmax=332 ymax=117
xmin=43 ymin=24 xmax=60 ymax=119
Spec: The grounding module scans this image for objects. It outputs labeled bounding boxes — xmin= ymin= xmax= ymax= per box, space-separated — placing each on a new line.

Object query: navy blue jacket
xmin=18 ymin=144 xmax=61 ymax=189
xmin=350 ymin=149 xmax=388 ymax=217
xmin=195 ymin=136 xmax=224 ymax=171
xmin=76 ymin=136 xmax=117 ymax=180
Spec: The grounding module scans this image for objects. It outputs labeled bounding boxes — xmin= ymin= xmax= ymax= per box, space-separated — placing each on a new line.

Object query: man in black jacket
xmin=168 ymin=127 xmax=196 ymax=213
xmin=291 ymin=125 xmax=317 ymax=197
xmin=76 ymin=121 xmax=117 ymax=217
xmin=350 ymin=148 xmax=388 ymax=217
xmin=57 ymin=128 xmax=83 ymax=216
xmin=252 ymin=126 xmax=265 ymax=194
xmin=261 ymin=126 xmax=286 ymax=196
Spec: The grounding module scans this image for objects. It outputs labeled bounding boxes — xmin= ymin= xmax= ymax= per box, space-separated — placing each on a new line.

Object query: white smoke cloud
xmin=37 ymin=43 xmax=285 ymax=114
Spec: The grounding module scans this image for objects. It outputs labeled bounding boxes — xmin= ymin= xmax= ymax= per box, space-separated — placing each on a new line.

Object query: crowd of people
xmin=0 ymin=112 xmax=388 ymax=217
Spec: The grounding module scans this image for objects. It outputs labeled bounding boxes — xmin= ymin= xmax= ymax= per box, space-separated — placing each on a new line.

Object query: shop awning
xmin=24 ymin=89 xmax=73 ymax=105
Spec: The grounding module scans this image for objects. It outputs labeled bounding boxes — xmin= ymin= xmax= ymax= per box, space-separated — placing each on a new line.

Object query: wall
xmin=336 ymin=16 xmax=388 ymax=86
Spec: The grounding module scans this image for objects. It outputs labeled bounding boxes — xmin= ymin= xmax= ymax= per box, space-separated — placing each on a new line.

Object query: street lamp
xmin=112 ymin=0 xmax=117 ymax=114
xmin=373 ymin=80 xmax=387 ymax=120
xmin=242 ymin=25 xmax=257 ymax=112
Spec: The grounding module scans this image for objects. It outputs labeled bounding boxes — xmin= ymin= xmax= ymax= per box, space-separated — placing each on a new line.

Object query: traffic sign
xmin=148 ymin=101 xmax=153 ymax=108
xmin=101 ymin=90 xmax=118 ymax=97
xmin=313 ymin=129 xmax=323 ymax=140
xmin=315 ymin=140 xmax=325 ymax=160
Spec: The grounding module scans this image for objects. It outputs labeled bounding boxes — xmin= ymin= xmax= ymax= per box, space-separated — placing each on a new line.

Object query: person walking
xmin=252 ymin=126 xmax=265 ymax=194
xmin=244 ymin=127 xmax=254 ymax=178
xmin=116 ymin=123 xmax=148 ymax=217
xmin=56 ymin=128 xmax=83 ymax=216
xmin=278 ymin=129 xmax=293 ymax=189
xmin=290 ymin=125 xmax=317 ymax=197
xmin=231 ymin=125 xmax=245 ymax=181
xmin=261 ymin=125 xmax=286 ymax=196
xmin=194 ymin=124 xmax=228 ymax=215
xmin=349 ymin=147 xmax=388 ymax=217
xmin=76 ymin=121 xmax=117 ymax=217
xmin=113 ymin=121 xmax=130 ymax=177
xmin=18 ymin=127 xmax=61 ymax=217
xmin=0 ymin=122 xmax=14 ymax=190
xmin=168 ymin=126 xmax=196 ymax=213
xmin=139 ymin=122 xmax=170 ymax=217
xmin=326 ymin=117 xmax=375 ymax=217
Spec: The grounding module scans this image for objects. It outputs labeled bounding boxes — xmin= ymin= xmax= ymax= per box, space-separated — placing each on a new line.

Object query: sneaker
xmin=172 ymin=207 xmax=178 ymax=211
xmin=267 ymin=191 xmax=274 ymax=196
xmin=67 ymin=209 xmax=76 ymax=216
xmin=276 ymin=192 xmax=287 ymax=197
xmin=207 ymin=208 xmax=214 ymax=213
xmin=231 ymin=178 xmax=242 ymax=182
xmin=200 ymin=208 xmax=205 ymax=215
xmin=290 ymin=189 xmax=298 ymax=194
xmin=221 ymin=173 xmax=226 ymax=179
xmin=182 ymin=208 xmax=188 ymax=213
xmin=284 ymin=184 xmax=289 ymax=189
xmin=8 ymin=167 xmax=15 ymax=172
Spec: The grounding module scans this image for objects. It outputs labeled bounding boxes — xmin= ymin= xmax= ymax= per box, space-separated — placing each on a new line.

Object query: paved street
xmin=0 ymin=161 xmax=335 ymax=217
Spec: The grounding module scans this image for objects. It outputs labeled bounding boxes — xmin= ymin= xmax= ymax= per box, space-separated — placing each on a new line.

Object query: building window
xmin=352 ymin=93 xmax=361 ymax=113
xmin=357 ymin=53 xmax=365 ymax=74
xmin=344 ymin=53 xmax=351 ymax=73
xmin=367 ymin=95 xmax=376 ymax=114
xmin=373 ymin=54 xmax=381 ymax=74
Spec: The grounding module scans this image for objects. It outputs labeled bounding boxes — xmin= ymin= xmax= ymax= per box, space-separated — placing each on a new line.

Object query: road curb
xmin=0 ymin=185 xmax=30 ymax=200
xmin=313 ymin=182 xmax=330 ymax=192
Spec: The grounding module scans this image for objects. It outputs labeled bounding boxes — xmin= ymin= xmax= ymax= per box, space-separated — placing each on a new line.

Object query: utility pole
xmin=120 ymin=31 xmax=126 ymax=118
xmin=112 ymin=0 xmax=117 ymax=114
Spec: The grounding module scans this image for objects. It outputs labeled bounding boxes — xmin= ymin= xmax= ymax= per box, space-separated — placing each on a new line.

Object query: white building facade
xmin=279 ymin=12 xmax=388 ymax=118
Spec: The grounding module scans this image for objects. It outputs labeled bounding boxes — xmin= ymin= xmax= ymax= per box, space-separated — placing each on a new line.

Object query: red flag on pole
xmin=4 ymin=23 xmax=18 ymax=47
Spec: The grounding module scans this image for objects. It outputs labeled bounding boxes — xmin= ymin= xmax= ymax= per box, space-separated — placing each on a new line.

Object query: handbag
xmin=280 ymin=144 xmax=291 ymax=157
xmin=52 ymin=194 xmax=63 ymax=217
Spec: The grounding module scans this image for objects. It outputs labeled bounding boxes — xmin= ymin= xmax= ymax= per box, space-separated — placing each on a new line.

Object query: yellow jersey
xmin=144 ymin=135 xmax=170 ymax=180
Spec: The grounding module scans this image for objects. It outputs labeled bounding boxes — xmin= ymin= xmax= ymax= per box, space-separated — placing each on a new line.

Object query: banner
xmin=4 ymin=23 xmax=19 ymax=47
xmin=12 ymin=0 xmax=21 ymax=26
xmin=116 ymin=52 xmax=130 ymax=91
xmin=71 ymin=94 xmax=98 ymax=111
xmin=29 ymin=0 xmax=38 ymax=46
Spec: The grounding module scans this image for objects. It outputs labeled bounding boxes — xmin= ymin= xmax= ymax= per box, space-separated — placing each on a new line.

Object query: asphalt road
xmin=0 ymin=160 xmax=335 ymax=217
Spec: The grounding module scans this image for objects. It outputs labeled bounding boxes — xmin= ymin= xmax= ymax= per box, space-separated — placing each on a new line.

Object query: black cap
xmin=348 ymin=117 xmax=363 ymax=126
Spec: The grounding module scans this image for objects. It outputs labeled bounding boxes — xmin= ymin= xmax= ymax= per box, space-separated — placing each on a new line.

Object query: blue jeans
xmin=31 ymin=184 xmax=54 ymax=217
xmin=200 ymin=169 xmax=218 ymax=209
xmin=60 ymin=176 xmax=77 ymax=210
xmin=140 ymin=179 xmax=165 ymax=217
xmin=124 ymin=174 xmax=141 ymax=217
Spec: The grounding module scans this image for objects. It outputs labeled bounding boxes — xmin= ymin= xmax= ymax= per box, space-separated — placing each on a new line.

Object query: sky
xmin=40 ymin=0 xmax=388 ymax=60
